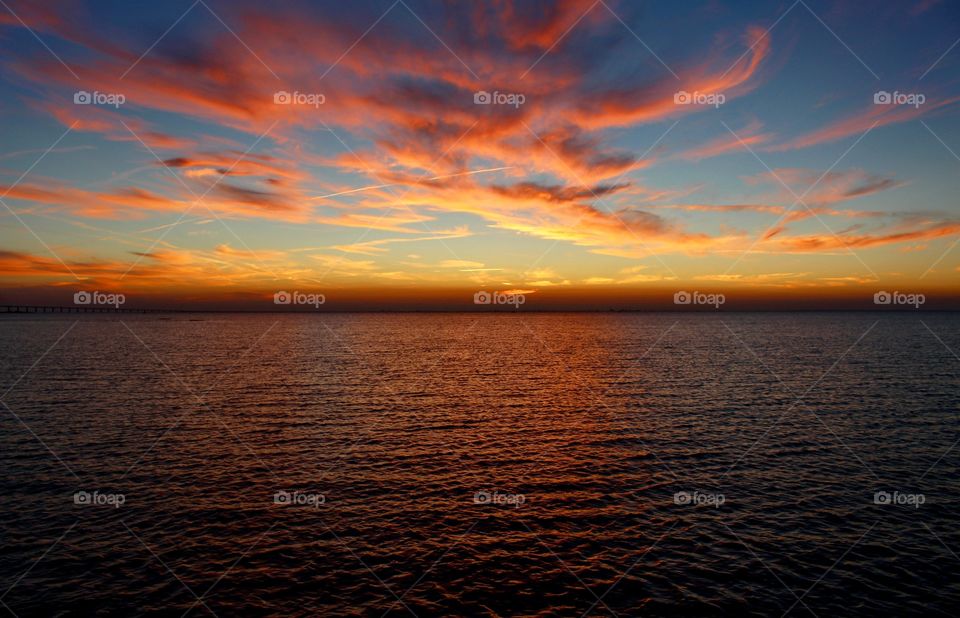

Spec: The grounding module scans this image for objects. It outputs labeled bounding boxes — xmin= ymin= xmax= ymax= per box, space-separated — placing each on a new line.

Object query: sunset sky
xmin=0 ymin=0 xmax=958 ymax=309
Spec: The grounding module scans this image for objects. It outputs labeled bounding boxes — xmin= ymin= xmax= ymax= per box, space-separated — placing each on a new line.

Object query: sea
xmin=1 ymin=312 xmax=958 ymax=616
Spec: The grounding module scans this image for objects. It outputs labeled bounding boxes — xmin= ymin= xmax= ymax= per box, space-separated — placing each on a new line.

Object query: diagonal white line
xmin=719 ymin=121 xmax=880 ymax=280
xmin=520 ymin=0 xmax=600 ymax=80
xmin=318 ymin=0 xmax=400 ymax=82
xmin=722 ymin=121 xmax=878 ymax=276
xmin=118 ymin=120 xmax=278 ymax=279
xmin=198 ymin=0 xmax=279 ymax=80
xmin=520 ymin=119 xmax=679 ymax=277
xmin=520 ymin=120 xmax=680 ymax=279
xmin=0 ymin=122 xmax=83 ymax=279
xmin=721 ymin=321 xmax=882 ymax=483
xmin=399 ymin=0 xmax=478 ymax=79
xmin=119 ymin=122 xmax=275 ymax=273
xmin=920 ymin=320 xmax=960 ymax=362
xmin=120 ymin=0 xmax=201 ymax=79
xmin=121 ymin=321 xmax=280 ymax=480
xmin=917 ymin=121 xmax=960 ymax=277
xmin=922 ymin=522 xmax=960 ymax=561
xmin=199 ymin=322 xmax=279 ymax=396
xmin=181 ymin=523 xmax=278 ymax=617
xmin=808 ymin=412 xmax=881 ymax=482
xmin=0 ymin=199 xmax=82 ymax=280
xmin=120 ymin=412 xmax=189 ymax=481
xmin=515 ymin=318 xmax=682 ymax=484
xmin=119 ymin=321 xmax=283 ymax=484
xmin=919 ymin=236 xmax=960 ymax=279
xmin=580 ymin=520 xmax=678 ymax=617
xmin=311 ymin=118 xmax=478 ymax=283
xmin=602 ymin=321 xmax=679 ymax=391
xmin=918 ymin=434 xmax=960 ymax=482
xmin=914 ymin=320 xmax=960 ymax=480
xmin=722 ymin=320 xmax=879 ymax=478
xmin=415 ymin=320 xmax=480 ymax=376
xmin=312 ymin=319 xmax=482 ymax=478
xmin=0 ymin=401 xmax=81 ymax=482
xmin=317 ymin=322 xmax=404 ymax=398
xmin=604 ymin=119 xmax=680 ymax=189
xmin=721 ymin=321 xmax=792 ymax=391
xmin=921 ymin=119 xmax=960 ymax=162
xmin=0 ymin=123 xmax=78 ymax=199
xmin=519 ymin=519 xmax=620 ymax=617
xmin=311 ymin=166 xmax=511 ymax=200
xmin=722 ymin=120 xmax=818 ymax=213
xmin=599 ymin=0 xmax=678 ymax=79
xmin=796 ymin=320 xmax=880 ymax=395
xmin=0 ymin=321 xmax=77 ymax=400
xmin=722 ymin=523 xmax=819 ymax=617
xmin=0 ymin=0 xmax=79 ymax=79
xmin=781 ymin=521 xmax=878 ymax=617
xmin=380 ymin=520 xmax=479 ymax=617
xmin=720 ymin=0 xmax=800 ymax=80
xmin=0 ymin=521 xmax=78 ymax=601
xmin=920 ymin=36 xmax=960 ymax=80
xmin=799 ymin=0 xmax=879 ymax=80
xmin=322 ymin=522 xmax=418 ymax=617
xmin=122 ymin=521 xmax=220 ymax=617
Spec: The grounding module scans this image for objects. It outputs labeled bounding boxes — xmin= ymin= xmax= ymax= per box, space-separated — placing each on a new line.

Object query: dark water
xmin=0 ymin=312 xmax=958 ymax=617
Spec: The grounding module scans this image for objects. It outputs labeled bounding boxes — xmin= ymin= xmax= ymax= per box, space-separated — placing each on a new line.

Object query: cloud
xmin=770 ymin=96 xmax=960 ymax=152
xmin=9 ymin=0 xmax=951 ymax=298
xmin=676 ymin=120 xmax=773 ymax=161
xmin=41 ymin=101 xmax=198 ymax=150
xmin=774 ymin=221 xmax=960 ymax=251
xmin=490 ymin=180 xmax=630 ymax=203
xmin=440 ymin=259 xmax=486 ymax=269
xmin=0 ymin=182 xmax=186 ymax=219
xmin=329 ymin=227 xmax=473 ymax=255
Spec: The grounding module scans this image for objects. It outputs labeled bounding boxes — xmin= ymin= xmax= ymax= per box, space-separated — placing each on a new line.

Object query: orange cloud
xmin=771 ymin=96 xmax=960 ymax=151
xmin=677 ymin=121 xmax=773 ymax=161
xmin=775 ymin=221 xmax=960 ymax=251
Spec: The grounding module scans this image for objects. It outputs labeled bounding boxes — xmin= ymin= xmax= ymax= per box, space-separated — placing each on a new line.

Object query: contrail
xmin=310 ymin=166 xmax=513 ymax=200
xmin=428 ymin=166 xmax=513 ymax=181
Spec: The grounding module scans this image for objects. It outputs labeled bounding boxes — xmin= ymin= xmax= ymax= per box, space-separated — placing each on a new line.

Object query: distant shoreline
xmin=3 ymin=307 xmax=960 ymax=314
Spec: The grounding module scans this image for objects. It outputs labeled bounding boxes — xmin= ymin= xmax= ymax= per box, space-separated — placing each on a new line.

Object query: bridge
xmin=0 ymin=305 xmax=186 ymax=314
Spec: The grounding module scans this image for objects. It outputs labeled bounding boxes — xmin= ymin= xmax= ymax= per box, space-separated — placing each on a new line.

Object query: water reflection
xmin=0 ymin=313 xmax=958 ymax=615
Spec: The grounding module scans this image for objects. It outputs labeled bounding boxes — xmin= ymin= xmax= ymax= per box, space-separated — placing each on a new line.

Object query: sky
xmin=0 ymin=0 xmax=958 ymax=310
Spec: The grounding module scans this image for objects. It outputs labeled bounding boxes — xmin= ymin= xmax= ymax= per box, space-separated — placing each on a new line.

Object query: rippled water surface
xmin=1 ymin=312 xmax=958 ymax=616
